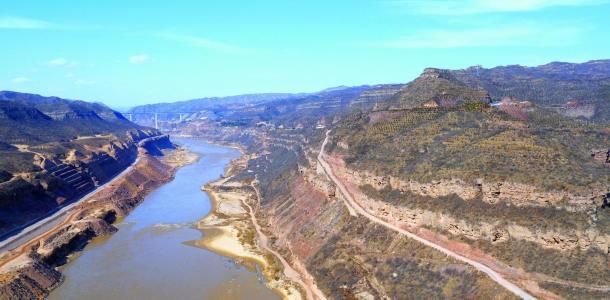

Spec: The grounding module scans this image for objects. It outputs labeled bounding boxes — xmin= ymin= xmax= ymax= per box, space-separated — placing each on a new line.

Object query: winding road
xmin=248 ymin=180 xmax=327 ymax=300
xmin=317 ymin=130 xmax=536 ymax=300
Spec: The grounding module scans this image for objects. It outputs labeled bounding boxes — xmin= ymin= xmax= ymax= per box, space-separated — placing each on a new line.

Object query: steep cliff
xmin=0 ymin=132 xmax=169 ymax=236
xmin=0 ymin=91 xmax=167 ymax=237
xmin=162 ymin=60 xmax=610 ymax=299
xmin=0 ymin=142 xmax=186 ymax=300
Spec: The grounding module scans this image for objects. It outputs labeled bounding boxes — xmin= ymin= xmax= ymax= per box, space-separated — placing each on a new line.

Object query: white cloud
xmin=48 ymin=58 xmax=68 ymax=66
xmin=375 ymin=23 xmax=586 ymax=48
xmin=129 ymin=54 xmax=150 ymax=64
xmin=74 ymin=79 xmax=94 ymax=85
xmin=11 ymin=77 xmax=31 ymax=84
xmin=389 ymin=0 xmax=608 ymax=15
xmin=47 ymin=58 xmax=79 ymax=67
xmin=0 ymin=17 xmax=52 ymax=29
xmin=156 ymin=31 xmax=241 ymax=53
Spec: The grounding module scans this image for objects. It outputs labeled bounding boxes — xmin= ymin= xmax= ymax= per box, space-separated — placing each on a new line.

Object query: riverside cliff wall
xmin=0 ymin=134 xmax=172 ymax=236
xmin=249 ymin=145 xmax=517 ymax=299
xmin=0 ymin=137 xmax=179 ymax=300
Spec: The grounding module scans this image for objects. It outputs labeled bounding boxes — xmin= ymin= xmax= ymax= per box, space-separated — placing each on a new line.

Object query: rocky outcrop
xmin=137 ymin=134 xmax=174 ymax=156
xmin=353 ymin=193 xmax=609 ymax=252
xmin=322 ymin=155 xmax=609 ymax=252
xmin=36 ymin=218 xmax=117 ymax=265
xmin=0 ymin=259 xmax=61 ymax=300
xmin=344 ymin=168 xmax=602 ymax=211
xmin=0 ymin=144 xmax=178 ymax=300
xmin=0 ymin=133 xmax=172 ymax=236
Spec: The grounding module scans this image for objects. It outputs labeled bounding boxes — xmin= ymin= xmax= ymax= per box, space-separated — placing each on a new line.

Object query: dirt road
xmin=248 ymin=181 xmax=327 ymax=300
xmin=317 ymin=130 xmax=536 ymax=300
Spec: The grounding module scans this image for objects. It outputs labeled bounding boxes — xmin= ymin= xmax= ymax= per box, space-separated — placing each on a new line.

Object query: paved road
xmin=317 ymin=130 xmax=536 ymax=300
xmin=0 ymin=158 xmax=140 ymax=253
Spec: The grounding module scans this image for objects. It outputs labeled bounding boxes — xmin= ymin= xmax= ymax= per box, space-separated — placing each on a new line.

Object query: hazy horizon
xmin=2 ymin=0 xmax=610 ymax=107
xmin=2 ymin=55 xmax=608 ymax=112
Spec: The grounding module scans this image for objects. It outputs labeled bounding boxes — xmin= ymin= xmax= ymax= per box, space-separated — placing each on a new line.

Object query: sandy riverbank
xmin=194 ymin=155 xmax=305 ymax=300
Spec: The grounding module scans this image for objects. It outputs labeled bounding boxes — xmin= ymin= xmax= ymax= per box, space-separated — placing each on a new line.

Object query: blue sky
xmin=1 ymin=0 xmax=609 ymax=108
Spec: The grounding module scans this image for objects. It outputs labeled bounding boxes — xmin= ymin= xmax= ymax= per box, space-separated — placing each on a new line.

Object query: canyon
xmin=1 ymin=59 xmax=609 ymax=300
xmin=138 ymin=60 xmax=609 ymax=300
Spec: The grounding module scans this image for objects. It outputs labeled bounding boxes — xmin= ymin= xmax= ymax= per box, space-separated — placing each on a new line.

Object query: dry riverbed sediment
xmin=0 ymin=146 xmax=197 ymax=300
xmin=196 ymin=154 xmax=308 ymax=300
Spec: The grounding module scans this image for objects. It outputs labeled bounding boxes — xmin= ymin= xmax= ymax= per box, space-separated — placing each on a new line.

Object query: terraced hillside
xmin=448 ymin=60 xmax=610 ymax=123
xmin=0 ymin=92 xmax=164 ymax=236
xmin=163 ymin=59 xmax=610 ymax=299
xmin=325 ymin=69 xmax=610 ymax=298
xmin=378 ymin=68 xmax=491 ymax=109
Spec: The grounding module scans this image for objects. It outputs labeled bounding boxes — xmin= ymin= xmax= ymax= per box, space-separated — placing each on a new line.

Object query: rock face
xmin=0 ymin=260 xmax=62 ymax=300
xmin=0 ymin=133 xmax=168 ymax=236
xmin=137 ymin=134 xmax=173 ymax=156
xmin=36 ymin=218 xmax=117 ymax=265
xmin=329 ymin=156 xmax=609 ymax=252
xmin=242 ymin=143 xmax=518 ymax=300
xmin=345 ymin=169 xmax=601 ymax=210
xmin=0 ymin=140 xmax=177 ymax=300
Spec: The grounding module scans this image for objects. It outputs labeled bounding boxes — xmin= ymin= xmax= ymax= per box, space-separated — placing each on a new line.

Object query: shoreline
xmin=0 ymin=145 xmax=198 ymax=300
xmin=194 ymin=153 xmax=306 ymax=300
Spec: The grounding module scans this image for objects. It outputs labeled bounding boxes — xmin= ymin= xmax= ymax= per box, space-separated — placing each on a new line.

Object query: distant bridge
xmin=123 ymin=111 xmax=202 ymax=129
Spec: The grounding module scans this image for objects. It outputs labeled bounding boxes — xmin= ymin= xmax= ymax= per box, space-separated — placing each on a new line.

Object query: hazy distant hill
xmin=0 ymin=91 xmax=128 ymax=122
xmin=126 ymin=86 xmax=405 ymax=129
xmin=0 ymin=91 xmax=143 ymax=145
xmin=448 ymin=59 xmax=610 ymax=123
xmin=128 ymin=93 xmax=304 ymax=114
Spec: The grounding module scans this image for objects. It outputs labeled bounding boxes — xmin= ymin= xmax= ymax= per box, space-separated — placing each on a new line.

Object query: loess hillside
xmin=332 ymin=103 xmax=610 ymax=193
xmin=0 ymin=91 xmax=164 ymax=236
xmin=173 ymin=60 xmax=610 ymax=299
xmin=449 ymin=60 xmax=610 ymax=123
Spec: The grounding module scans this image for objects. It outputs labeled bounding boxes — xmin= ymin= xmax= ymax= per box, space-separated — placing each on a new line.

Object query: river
xmin=48 ymin=138 xmax=280 ymax=300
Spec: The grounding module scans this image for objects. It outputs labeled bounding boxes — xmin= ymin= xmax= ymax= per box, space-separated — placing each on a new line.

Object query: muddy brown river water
xmin=48 ymin=138 xmax=280 ymax=300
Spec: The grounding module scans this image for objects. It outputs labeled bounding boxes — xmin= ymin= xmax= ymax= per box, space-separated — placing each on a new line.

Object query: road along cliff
xmin=317 ymin=130 xmax=536 ymax=300
xmin=0 ymin=136 xmax=197 ymax=300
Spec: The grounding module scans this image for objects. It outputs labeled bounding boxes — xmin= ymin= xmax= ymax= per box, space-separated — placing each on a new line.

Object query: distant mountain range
xmin=0 ymin=91 xmax=128 ymax=121
xmin=127 ymin=93 xmax=305 ymax=114
xmin=0 ymin=91 xmax=143 ymax=145
xmin=129 ymin=59 xmax=610 ymax=127
xmin=448 ymin=59 xmax=610 ymax=123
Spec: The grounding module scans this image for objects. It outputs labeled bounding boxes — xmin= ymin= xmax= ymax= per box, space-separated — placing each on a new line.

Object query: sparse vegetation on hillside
xmin=450 ymin=60 xmax=610 ymax=123
xmin=168 ymin=60 xmax=610 ymax=300
xmin=334 ymin=104 xmax=610 ymax=193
